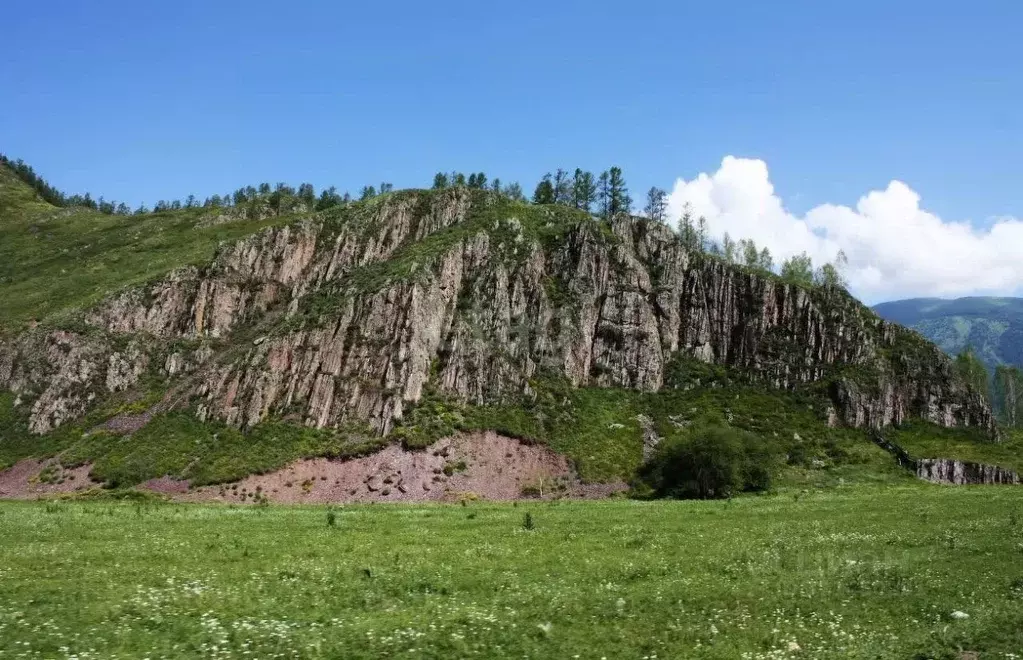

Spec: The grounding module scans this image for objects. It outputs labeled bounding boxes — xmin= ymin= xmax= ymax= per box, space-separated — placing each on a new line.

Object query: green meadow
xmin=1 ymin=486 xmax=1022 ymax=659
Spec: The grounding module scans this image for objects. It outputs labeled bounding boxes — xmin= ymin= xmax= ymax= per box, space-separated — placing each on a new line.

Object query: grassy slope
xmin=388 ymin=370 xmax=910 ymax=488
xmin=2 ymin=488 xmax=1022 ymax=658
xmin=0 ymin=165 xmax=299 ymax=334
xmin=890 ymin=424 xmax=1023 ymax=474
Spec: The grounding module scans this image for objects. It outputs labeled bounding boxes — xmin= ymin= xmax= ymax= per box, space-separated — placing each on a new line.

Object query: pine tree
xmin=597 ymin=171 xmax=611 ymax=218
xmin=607 ymin=166 xmax=630 ymax=216
xmin=474 ymin=172 xmax=487 ymax=189
xmin=359 ymin=185 xmax=376 ymax=200
xmin=491 ymin=177 xmax=501 ymax=193
xmin=297 ymin=183 xmax=315 ymax=206
xmin=432 ymin=172 xmax=449 ymax=189
xmin=532 ymin=174 xmax=555 ymax=204
xmin=758 ymin=247 xmax=773 ymax=271
xmin=678 ymin=203 xmax=698 ymax=250
xmin=316 ymin=186 xmax=342 ymax=210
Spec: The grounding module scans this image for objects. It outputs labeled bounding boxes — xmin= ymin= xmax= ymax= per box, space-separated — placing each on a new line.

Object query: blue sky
xmin=3 ymin=1 xmax=1022 ymax=300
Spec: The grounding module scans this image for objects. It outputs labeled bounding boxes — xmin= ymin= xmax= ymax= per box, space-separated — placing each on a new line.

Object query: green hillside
xmin=0 ymin=159 xmax=1010 ymax=496
xmin=873 ymin=297 xmax=1023 ymax=369
xmin=0 ymin=164 xmax=301 ymax=336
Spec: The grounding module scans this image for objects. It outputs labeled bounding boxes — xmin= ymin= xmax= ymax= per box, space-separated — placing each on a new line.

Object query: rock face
xmin=915 ymin=458 xmax=1019 ymax=485
xmin=0 ymin=188 xmax=997 ymax=439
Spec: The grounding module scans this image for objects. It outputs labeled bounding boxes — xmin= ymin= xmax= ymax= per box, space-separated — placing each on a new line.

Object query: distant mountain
xmin=873 ymin=297 xmax=1023 ymax=370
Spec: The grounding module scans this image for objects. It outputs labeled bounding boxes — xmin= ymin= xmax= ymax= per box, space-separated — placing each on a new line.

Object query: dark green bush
xmin=639 ymin=424 xmax=780 ymax=499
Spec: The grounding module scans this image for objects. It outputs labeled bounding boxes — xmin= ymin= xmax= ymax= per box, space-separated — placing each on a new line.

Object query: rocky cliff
xmin=0 ymin=188 xmax=996 ymax=441
xmin=916 ymin=458 xmax=1019 ymax=485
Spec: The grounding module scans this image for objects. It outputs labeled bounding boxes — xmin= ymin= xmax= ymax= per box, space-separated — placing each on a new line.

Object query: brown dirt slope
xmin=181 ymin=431 xmax=625 ymax=504
xmin=0 ymin=432 xmax=627 ymax=503
xmin=0 ymin=459 xmax=97 ymax=498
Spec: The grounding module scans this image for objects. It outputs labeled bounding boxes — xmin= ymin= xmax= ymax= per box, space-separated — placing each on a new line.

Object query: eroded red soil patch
xmin=183 ymin=432 xmax=626 ymax=504
xmin=0 ymin=432 xmax=626 ymax=503
xmin=0 ymin=459 xmax=98 ymax=499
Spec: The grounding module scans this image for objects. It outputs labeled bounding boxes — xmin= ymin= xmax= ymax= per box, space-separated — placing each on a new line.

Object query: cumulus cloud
xmin=664 ymin=156 xmax=1023 ymax=303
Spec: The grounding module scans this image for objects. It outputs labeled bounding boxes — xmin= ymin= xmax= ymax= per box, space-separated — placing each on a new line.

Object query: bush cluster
xmin=638 ymin=423 xmax=781 ymax=499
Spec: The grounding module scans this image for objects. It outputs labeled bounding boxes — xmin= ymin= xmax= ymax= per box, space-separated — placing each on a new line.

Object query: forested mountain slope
xmin=873 ymin=297 xmax=1023 ymax=370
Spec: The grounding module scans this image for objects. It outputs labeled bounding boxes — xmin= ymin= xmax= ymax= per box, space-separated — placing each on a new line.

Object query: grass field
xmin=1 ymin=486 xmax=1022 ymax=659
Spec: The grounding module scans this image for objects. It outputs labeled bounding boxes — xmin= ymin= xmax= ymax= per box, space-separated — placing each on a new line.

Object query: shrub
xmin=520 ymin=483 xmax=542 ymax=498
xmin=326 ymin=508 xmax=337 ymax=527
xmin=442 ymin=460 xmax=468 ymax=477
xmin=638 ymin=423 xmax=780 ymax=499
xmin=523 ymin=512 xmax=535 ymax=530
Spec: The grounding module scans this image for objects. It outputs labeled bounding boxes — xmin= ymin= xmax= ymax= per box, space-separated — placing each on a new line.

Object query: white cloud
xmin=664 ymin=156 xmax=1023 ymax=303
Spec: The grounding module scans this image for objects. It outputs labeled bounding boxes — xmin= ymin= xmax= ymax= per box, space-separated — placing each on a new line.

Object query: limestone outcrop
xmin=0 ymin=188 xmax=997 ymax=439
xmin=916 ymin=458 xmax=1019 ymax=485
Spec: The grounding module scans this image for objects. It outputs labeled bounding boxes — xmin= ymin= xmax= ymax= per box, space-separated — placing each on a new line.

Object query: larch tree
xmin=814 ymin=250 xmax=849 ymax=289
xmin=678 ymin=203 xmax=699 ymax=251
xmin=597 ymin=171 xmax=611 ymax=218
xmin=780 ymin=252 xmax=814 ymax=285
xmin=571 ymin=169 xmax=597 ymax=212
xmin=696 ymin=216 xmax=708 ymax=253
xmin=721 ymin=232 xmax=736 ymax=263
xmin=553 ymin=169 xmax=571 ymax=205
xmin=644 ymin=187 xmax=667 ymax=223
xmin=740 ymin=239 xmax=759 ymax=267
